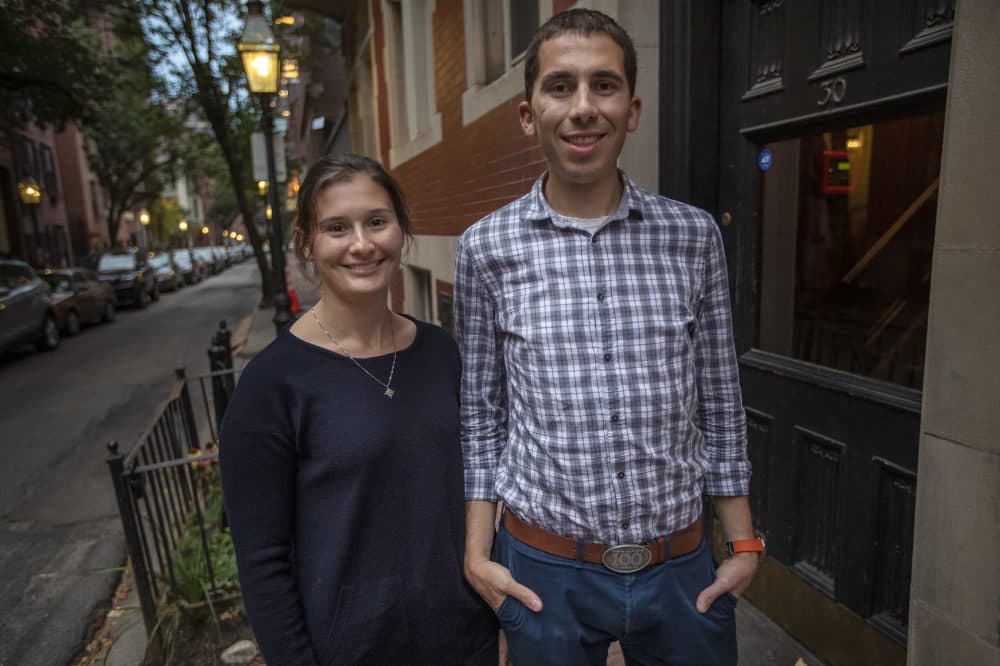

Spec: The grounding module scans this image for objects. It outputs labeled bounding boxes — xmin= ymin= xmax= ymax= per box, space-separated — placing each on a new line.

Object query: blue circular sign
xmin=758 ymin=148 xmax=773 ymax=171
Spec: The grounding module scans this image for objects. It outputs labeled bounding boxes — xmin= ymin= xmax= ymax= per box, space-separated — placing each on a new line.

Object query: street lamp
xmin=178 ymin=219 xmax=189 ymax=232
xmin=239 ymin=0 xmax=292 ymax=333
xmin=17 ymin=177 xmax=43 ymax=266
xmin=139 ymin=209 xmax=151 ymax=249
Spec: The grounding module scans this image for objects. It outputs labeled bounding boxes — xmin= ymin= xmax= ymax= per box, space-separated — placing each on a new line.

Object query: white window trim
xmin=382 ymin=0 xmax=442 ymax=168
xmin=461 ymin=0 xmax=553 ymax=127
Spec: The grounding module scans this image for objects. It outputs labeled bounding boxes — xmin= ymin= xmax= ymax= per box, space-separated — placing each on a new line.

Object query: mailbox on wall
xmin=822 ymin=150 xmax=852 ymax=195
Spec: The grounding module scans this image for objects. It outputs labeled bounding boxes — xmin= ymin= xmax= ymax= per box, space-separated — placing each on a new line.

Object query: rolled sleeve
xmin=454 ymin=236 xmax=508 ymax=501
xmin=694 ymin=222 xmax=751 ymax=496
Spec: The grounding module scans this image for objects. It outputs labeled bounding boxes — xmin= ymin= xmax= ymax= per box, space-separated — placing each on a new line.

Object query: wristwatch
xmin=725 ymin=536 xmax=766 ymax=557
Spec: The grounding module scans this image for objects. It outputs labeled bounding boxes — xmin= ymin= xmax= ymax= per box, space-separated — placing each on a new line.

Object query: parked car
xmin=225 ymin=244 xmax=244 ymax=264
xmin=211 ymin=245 xmax=229 ymax=270
xmin=170 ymin=248 xmax=204 ymax=285
xmin=148 ymin=252 xmax=182 ymax=292
xmin=96 ymin=251 xmax=159 ymax=307
xmin=0 ymin=257 xmax=59 ymax=353
xmin=40 ymin=268 xmax=117 ymax=334
xmin=191 ymin=247 xmax=219 ymax=275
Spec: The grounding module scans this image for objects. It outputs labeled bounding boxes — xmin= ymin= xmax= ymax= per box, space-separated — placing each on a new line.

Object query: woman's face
xmin=306 ymin=175 xmax=404 ymax=304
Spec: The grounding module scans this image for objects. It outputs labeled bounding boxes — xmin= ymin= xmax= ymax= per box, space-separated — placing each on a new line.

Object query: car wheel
xmin=103 ymin=302 xmax=116 ymax=323
xmin=37 ymin=314 xmax=59 ymax=351
xmin=151 ymin=282 xmax=160 ymax=302
xmin=66 ymin=310 xmax=81 ymax=336
xmin=136 ymin=285 xmax=149 ymax=308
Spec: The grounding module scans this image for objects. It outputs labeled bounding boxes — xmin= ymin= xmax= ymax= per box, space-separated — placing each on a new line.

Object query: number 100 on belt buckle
xmin=602 ymin=544 xmax=653 ymax=573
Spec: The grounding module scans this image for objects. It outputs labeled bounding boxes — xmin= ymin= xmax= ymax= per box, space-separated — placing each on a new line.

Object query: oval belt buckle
xmin=602 ymin=544 xmax=653 ymax=574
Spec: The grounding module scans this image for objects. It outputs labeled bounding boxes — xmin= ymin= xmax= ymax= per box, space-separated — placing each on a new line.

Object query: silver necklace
xmin=311 ymin=308 xmax=397 ymax=398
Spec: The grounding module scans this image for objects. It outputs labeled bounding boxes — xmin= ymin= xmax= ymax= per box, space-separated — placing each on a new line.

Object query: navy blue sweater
xmin=220 ymin=319 xmax=496 ymax=665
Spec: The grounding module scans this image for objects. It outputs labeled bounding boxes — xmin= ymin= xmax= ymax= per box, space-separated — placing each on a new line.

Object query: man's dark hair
xmin=523 ymin=9 xmax=637 ymax=103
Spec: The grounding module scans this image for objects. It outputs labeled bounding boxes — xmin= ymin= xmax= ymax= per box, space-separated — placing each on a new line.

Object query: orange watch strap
xmin=726 ymin=537 xmax=766 ymax=555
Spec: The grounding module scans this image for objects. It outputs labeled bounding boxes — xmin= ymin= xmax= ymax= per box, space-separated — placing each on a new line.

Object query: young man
xmin=455 ymin=9 xmax=762 ymax=665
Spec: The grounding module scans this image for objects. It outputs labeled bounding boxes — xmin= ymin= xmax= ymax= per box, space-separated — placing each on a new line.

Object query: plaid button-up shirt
xmin=455 ymin=173 xmax=750 ymax=544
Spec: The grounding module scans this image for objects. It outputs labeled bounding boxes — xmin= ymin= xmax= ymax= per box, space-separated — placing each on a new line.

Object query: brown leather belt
xmin=502 ymin=509 xmax=703 ymax=573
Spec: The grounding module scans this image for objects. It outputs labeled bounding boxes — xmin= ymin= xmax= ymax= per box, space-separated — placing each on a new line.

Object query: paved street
xmin=0 ymin=261 xmax=262 ymax=666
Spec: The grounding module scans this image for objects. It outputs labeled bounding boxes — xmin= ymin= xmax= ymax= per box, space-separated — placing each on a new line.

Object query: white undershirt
xmin=556 ymin=213 xmax=612 ymax=236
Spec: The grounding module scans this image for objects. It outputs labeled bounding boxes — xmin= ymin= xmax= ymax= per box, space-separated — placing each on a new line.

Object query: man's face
xmin=519 ymin=32 xmax=641 ymax=192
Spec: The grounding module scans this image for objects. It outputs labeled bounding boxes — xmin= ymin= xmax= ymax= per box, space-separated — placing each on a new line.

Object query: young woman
xmin=220 ymin=154 xmax=497 ymax=665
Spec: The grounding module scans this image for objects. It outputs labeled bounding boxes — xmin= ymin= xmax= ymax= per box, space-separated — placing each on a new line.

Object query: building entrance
xmin=709 ymin=2 xmax=954 ymax=663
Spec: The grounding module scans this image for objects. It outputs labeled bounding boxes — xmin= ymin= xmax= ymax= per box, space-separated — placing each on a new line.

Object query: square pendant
xmin=384 ymin=387 xmax=395 ymax=398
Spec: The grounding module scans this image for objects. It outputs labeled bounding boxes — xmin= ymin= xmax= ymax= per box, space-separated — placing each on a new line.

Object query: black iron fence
xmin=106 ymin=321 xmax=242 ymax=659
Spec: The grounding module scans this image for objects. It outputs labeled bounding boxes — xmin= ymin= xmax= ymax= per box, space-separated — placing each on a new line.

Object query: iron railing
xmin=106 ymin=321 xmax=242 ymax=659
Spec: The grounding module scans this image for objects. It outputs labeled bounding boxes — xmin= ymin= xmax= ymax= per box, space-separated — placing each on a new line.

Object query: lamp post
xmin=17 ymin=177 xmax=43 ymax=266
xmin=239 ymin=0 xmax=292 ymax=334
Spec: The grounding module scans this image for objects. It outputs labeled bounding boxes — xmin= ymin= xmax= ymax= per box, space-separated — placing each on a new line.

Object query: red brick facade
xmin=371 ymin=0 xmax=566 ymax=237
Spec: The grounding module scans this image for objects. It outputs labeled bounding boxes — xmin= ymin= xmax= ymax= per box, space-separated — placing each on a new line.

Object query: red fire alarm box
xmin=822 ymin=150 xmax=851 ymax=195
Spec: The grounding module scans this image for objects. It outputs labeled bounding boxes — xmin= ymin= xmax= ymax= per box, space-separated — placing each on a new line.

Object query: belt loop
xmin=663 ymin=534 xmax=671 ymax=561
xmin=575 ymin=538 xmax=586 ymax=567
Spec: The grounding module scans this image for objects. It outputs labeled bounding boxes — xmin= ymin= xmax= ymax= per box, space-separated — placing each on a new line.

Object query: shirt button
xmin=621 ymin=521 xmax=630 ymax=530
xmin=604 ymin=353 xmax=612 ymax=362
xmin=617 ymin=471 xmax=625 ymax=479
xmin=597 ymin=291 xmax=606 ymax=301
xmin=611 ymin=413 xmax=620 ymax=423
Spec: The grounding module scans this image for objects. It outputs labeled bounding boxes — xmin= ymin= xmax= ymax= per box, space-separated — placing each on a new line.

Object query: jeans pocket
xmin=496 ymin=595 xmax=521 ymax=623
xmin=491 ymin=525 xmax=527 ymax=630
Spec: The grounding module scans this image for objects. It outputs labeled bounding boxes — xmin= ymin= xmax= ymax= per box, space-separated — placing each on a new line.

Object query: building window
xmin=17 ymin=140 xmax=39 ymax=181
xmin=406 ymin=265 xmax=434 ymax=322
xmin=462 ymin=0 xmax=549 ymax=126
xmin=89 ymin=180 xmax=101 ymax=219
xmin=436 ymin=279 xmax=454 ymax=336
xmin=755 ymin=111 xmax=945 ymax=390
xmin=40 ymin=145 xmax=58 ymax=201
xmin=382 ymin=0 xmax=442 ymax=168
xmin=482 ymin=0 xmax=538 ymax=81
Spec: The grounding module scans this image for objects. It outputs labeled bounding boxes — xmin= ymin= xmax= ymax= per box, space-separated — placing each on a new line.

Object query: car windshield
xmin=171 ymin=252 xmax=192 ymax=268
xmin=41 ymin=274 xmax=73 ymax=293
xmin=98 ymin=255 xmax=136 ymax=271
xmin=148 ymin=255 xmax=170 ymax=269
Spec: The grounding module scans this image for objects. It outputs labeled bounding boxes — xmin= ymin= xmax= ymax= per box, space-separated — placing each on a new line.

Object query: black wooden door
xmin=714 ymin=0 xmax=954 ymax=657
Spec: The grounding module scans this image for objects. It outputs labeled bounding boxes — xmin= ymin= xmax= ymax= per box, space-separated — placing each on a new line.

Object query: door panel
xmin=716 ymin=0 xmax=952 ymax=657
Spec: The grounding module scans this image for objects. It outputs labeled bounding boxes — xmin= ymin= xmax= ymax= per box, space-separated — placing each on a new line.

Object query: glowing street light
xmin=178 ymin=220 xmax=189 ymax=232
xmin=16 ymin=177 xmax=43 ymax=266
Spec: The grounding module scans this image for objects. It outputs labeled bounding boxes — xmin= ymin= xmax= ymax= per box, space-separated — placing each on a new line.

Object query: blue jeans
xmin=491 ymin=521 xmax=737 ymax=665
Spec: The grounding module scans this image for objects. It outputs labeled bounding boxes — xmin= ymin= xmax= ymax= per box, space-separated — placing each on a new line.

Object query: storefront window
xmin=756 ymin=111 xmax=944 ymax=389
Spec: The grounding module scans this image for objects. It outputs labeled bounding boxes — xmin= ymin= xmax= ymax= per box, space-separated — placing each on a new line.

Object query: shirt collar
xmin=524 ymin=171 xmax=647 ymax=225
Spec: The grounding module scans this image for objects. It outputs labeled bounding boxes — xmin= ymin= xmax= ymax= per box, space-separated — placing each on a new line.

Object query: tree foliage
xmin=0 ymin=0 xmax=112 ymax=131
xmin=82 ymin=12 xmax=185 ymax=244
xmin=131 ymin=0 xmax=276 ymax=306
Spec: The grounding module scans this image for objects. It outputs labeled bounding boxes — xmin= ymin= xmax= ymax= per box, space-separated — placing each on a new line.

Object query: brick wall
xmin=371 ymin=0 xmax=548 ymax=237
